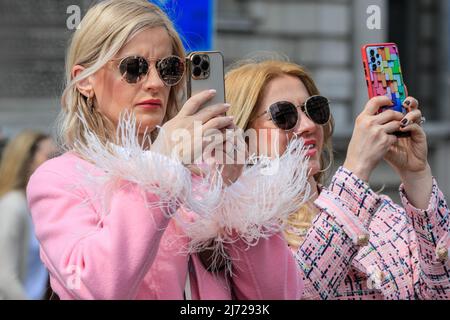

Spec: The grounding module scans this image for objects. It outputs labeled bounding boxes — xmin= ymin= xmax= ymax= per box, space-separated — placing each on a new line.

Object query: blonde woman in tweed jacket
xmin=225 ymin=59 xmax=450 ymax=300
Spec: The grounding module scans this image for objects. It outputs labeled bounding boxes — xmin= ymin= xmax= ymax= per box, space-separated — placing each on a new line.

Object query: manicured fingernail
xmin=209 ymin=89 xmax=217 ymax=94
xmin=224 ymin=103 xmax=231 ymax=108
xmin=228 ymin=116 xmax=234 ymax=121
xmin=401 ymin=118 xmax=409 ymax=127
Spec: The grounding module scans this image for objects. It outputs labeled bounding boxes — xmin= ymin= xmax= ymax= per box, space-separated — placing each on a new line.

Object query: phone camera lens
xmin=370 ymin=50 xmax=375 ymax=56
xmin=376 ymin=54 xmax=380 ymax=58
xmin=200 ymin=60 xmax=210 ymax=71
xmin=372 ymin=64 xmax=377 ymax=71
xmin=371 ymin=57 xmax=376 ymax=63
xmin=192 ymin=55 xmax=201 ymax=66
xmin=193 ymin=66 xmax=202 ymax=77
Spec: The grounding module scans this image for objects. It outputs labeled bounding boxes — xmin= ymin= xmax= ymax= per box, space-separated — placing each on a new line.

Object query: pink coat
xmin=27 ymin=152 xmax=303 ymax=300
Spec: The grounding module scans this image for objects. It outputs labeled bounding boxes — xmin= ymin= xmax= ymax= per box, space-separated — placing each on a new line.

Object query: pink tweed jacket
xmin=296 ymin=166 xmax=450 ymax=299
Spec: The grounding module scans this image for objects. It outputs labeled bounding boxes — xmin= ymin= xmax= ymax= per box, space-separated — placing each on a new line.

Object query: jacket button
xmin=436 ymin=247 xmax=448 ymax=263
xmin=357 ymin=234 xmax=370 ymax=246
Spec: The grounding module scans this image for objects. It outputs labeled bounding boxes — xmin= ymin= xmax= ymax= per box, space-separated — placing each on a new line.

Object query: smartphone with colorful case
xmin=361 ymin=43 xmax=407 ymax=114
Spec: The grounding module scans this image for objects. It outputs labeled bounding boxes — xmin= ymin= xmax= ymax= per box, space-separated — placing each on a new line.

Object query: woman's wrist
xmin=343 ymin=159 xmax=373 ymax=183
xmin=399 ymin=163 xmax=432 ymax=187
xmin=400 ymin=164 xmax=433 ymax=210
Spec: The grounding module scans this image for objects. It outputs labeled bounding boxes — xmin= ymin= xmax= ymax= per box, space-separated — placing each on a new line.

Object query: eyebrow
xmin=115 ymin=51 xmax=173 ymax=58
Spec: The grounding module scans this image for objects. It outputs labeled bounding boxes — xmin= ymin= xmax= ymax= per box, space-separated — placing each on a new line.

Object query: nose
xmin=142 ymin=64 xmax=165 ymax=91
xmin=293 ymin=109 xmax=316 ymax=136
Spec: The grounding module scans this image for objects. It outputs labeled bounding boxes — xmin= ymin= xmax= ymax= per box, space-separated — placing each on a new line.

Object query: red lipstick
xmin=136 ymin=99 xmax=162 ymax=109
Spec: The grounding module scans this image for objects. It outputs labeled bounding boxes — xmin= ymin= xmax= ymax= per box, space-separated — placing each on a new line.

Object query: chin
xmin=308 ymin=160 xmax=321 ymax=178
xmin=136 ymin=115 xmax=163 ymax=132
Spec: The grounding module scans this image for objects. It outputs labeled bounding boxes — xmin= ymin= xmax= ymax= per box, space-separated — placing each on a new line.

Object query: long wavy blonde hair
xmin=225 ymin=58 xmax=335 ymax=249
xmin=57 ymin=0 xmax=186 ymax=152
xmin=0 ymin=131 xmax=49 ymax=198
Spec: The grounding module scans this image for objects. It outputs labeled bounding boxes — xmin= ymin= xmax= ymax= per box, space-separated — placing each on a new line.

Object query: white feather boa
xmin=74 ymin=111 xmax=223 ymax=220
xmin=182 ymin=138 xmax=311 ymax=272
xmin=74 ymin=112 xmax=311 ymax=271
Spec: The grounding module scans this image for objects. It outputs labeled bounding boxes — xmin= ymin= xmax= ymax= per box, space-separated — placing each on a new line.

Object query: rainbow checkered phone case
xmin=361 ymin=43 xmax=407 ymax=114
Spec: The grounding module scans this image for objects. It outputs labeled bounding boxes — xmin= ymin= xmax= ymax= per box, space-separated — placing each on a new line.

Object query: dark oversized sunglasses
xmin=254 ymin=95 xmax=331 ymax=131
xmin=112 ymin=55 xmax=185 ymax=86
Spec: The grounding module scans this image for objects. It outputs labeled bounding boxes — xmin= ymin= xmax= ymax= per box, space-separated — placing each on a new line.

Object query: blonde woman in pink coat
xmin=26 ymin=1 xmax=309 ymax=300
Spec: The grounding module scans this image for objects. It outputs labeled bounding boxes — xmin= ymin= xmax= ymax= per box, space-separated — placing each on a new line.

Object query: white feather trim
xmin=73 ymin=111 xmax=311 ymax=273
xmin=182 ymin=138 xmax=311 ymax=272
xmin=74 ymin=111 xmax=222 ymax=219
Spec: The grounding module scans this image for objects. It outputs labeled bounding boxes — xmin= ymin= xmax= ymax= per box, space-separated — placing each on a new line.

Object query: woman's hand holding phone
xmin=344 ymin=95 xmax=432 ymax=209
xmin=184 ymin=51 xmax=245 ymax=185
xmin=343 ymin=96 xmax=404 ymax=182
xmin=384 ymin=96 xmax=428 ymax=174
xmin=151 ymin=89 xmax=233 ymax=164
xmin=208 ymin=122 xmax=247 ymax=186
xmin=384 ymin=96 xmax=433 ymax=209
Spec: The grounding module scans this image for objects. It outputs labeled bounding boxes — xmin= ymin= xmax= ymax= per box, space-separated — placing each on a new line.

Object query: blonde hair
xmin=225 ymin=58 xmax=334 ymax=248
xmin=58 ymin=0 xmax=185 ymax=152
xmin=0 ymin=131 xmax=49 ymax=198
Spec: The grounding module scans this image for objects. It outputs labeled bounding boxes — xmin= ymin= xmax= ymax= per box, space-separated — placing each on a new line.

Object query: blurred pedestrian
xmin=0 ymin=130 xmax=57 ymax=299
xmin=0 ymin=129 xmax=6 ymax=158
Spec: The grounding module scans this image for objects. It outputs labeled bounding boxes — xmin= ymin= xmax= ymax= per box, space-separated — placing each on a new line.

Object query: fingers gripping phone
xmin=186 ymin=51 xmax=226 ymax=108
xmin=361 ymin=42 xmax=410 ymax=137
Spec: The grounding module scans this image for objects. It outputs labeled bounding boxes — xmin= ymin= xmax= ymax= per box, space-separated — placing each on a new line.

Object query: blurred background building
xmin=0 ymin=0 xmax=449 ymax=202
